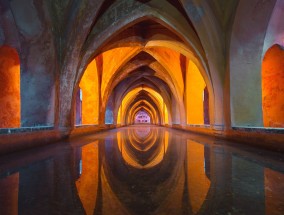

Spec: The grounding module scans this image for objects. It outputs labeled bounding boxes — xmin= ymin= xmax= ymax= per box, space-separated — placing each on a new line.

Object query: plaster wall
xmin=0 ymin=46 xmax=20 ymax=128
xmin=262 ymin=44 xmax=284 ymax=127
xmin=186 ymin=60 xmax=206 ymax=125
xmin=80 ymin=59 xmax=99 ymax=125
xmin=230 ymin=0 xmax=276 ymax=127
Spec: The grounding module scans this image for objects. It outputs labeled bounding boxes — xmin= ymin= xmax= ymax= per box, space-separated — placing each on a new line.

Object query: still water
xmin=0 ymin=126 xmax=284 ymax=215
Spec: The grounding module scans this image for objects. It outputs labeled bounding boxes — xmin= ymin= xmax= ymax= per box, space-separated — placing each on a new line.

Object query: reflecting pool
xmin=0 ymin=126 xmax=284 ymax=215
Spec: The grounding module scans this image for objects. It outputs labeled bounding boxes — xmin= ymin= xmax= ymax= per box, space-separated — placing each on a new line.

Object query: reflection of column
xmin=265 ymin=168 xmax=284 ymax=215
xmin=0 ymin=173 xmax=19 ymax=215
xmin=76 ymin=141 xmax=99 ymax=215
xmin=202 ymin=146 xmax=232 ymax=214
xmin=53 ymin=149 xmax=85 ymax=214
xmin=232 ymin=156 xmax=265 ymax=214
xmin=186 ymin=140 xmax=211 ymax=214
xmin=18 ymin=160 xmax=54 ymax=215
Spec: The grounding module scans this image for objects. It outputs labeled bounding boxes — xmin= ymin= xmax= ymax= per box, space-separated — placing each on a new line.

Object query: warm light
xmin=76 ymin=141 xmax=99 ymax=215
xmin=145 ymin=47 xmax=184 ymax=96
xmin=186 ymin=60 xmax=206 ymax=125
xmin=117 ymin=129 xmax=168 ymax=169
xmin=187 ymin=140 xmax=210 ymax=213
xmin=0 ymin=172 xmax=19 ymax=215
xmin=79 ymin=59 xmax=99 ymax=125
xmin=264 ymin=168 xmax=284 ymax=215
xmin=0 ymin=46 xmax=21 ymax=128
xmin=117 ymin=86 xmax=169 ymax=125
xmin=262 ymin=44 xmax=284 ymax=128
xmin=101 ymin=47 xmax=141 ymax=100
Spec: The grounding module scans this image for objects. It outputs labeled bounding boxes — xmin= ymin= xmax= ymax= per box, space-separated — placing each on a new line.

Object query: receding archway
xmin=134 ymin=109 xmax=151 ymax=124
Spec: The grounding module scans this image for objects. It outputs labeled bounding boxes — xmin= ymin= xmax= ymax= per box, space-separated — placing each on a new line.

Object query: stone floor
xmin=0 ymin=125 xmax=283 ymax=215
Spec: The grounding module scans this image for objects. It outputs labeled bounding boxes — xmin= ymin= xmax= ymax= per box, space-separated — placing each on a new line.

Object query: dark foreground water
xmin=0 ymin=126 xmax=284 ymax=215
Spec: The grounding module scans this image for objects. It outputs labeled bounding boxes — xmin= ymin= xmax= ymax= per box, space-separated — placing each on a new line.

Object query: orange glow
xmin=101 ymin=47 xmax=141 ymax=100
xmin=262 ymin=44 xmax=284 ymax=127
xmin=79 ymin=59 xmax=99 ymax=124
xmin=0 ymin=46 xmax=20 ymax=128
xmin=186 ymin=60 xmax=206 ymax=125
xmin=164 ymin=102 xmax=169 ymax=124
xmin=117 ymin=130 xmax=168 ymax=169
xmin=117 ymin=86 xmax=169 ymax=125
xmin=264 ymin=168 xmax=284 ymax=215
xmin=187 ymin=140 xmax=210 ymax=214
xmin=0 ymin=172 xmax=19 ymax=215
xmin=76 ymin=141 xmax=99 ymax=215
xmin=146 ymin=47 xmax=184 ymax=96
xmin=129 ymin=105 xmax=155 ymax=124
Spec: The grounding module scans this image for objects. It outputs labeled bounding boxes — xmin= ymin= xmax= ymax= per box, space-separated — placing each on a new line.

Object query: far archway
xmin=134 ymin=110 xmax=151 ymax=124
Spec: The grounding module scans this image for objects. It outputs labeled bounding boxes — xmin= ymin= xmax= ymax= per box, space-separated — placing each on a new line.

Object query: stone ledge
xmin=0 ymin=126 xmax=54 ymax=135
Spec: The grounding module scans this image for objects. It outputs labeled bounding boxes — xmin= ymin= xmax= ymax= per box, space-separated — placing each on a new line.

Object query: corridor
xmin=1 ymin=1 xmax=284 ymax=214
xmin=0 ymin=126 xmax=284 ymax=215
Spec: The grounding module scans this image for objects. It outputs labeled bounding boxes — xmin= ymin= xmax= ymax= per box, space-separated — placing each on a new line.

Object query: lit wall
xmin=79 ymin=59 xmax=99 ymax=125
xmin=186 ymin=60 xmax=206 ymax=125
xmin=0 ymin=46 xmax=20 ymax=128
xmin=262 ymin=44 xmax=284 ymax=128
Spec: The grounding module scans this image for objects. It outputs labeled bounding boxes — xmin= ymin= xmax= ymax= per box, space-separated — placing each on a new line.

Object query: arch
xmin=117 ymin=87 xmax=167 ymax=125
xmin=134 ymin=109 xmax=151 ymax=124
xmin=186 ymin=60 xmax=207 ymax=125
xmin=79 ymin=58 xmax=99 ymax=125
xmin=230 ymin=0 xmax=277 ymax=127
xmin=0 ymin=45 xmax=20 ymax=128
xmin=262 ymin=44 xmax=284 ymax=128
xmin=128 ymin=102 xmax=159 ymax=125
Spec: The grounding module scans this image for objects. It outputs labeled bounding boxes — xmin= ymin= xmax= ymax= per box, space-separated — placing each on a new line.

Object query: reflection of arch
xmin=262 ymin=44 xmax=284 ymax=128
xmin=0 ymin=45 xmax=20 ymax=128
xmin=76 ymin=141 xmax=99 ymax=215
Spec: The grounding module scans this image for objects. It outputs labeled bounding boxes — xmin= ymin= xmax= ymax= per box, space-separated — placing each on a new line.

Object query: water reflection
xmin=0 ymin=126 xmax=284 ymax=215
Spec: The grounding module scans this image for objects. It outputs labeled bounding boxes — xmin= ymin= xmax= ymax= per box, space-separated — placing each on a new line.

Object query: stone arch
xmin=230 ymin=0 xmax=277 ymax=127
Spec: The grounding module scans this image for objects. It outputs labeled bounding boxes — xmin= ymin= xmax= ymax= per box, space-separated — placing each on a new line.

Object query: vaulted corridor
xmin=0 ymin=0 xmax=284 ymax=214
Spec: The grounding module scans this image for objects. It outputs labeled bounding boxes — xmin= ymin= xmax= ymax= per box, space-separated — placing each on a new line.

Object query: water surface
xmin=0 ymin=126 xmax=284 ymax=215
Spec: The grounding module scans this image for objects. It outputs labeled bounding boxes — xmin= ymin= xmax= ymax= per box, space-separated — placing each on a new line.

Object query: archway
xmin=262 ymin=44 xmax=284 ymax=128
